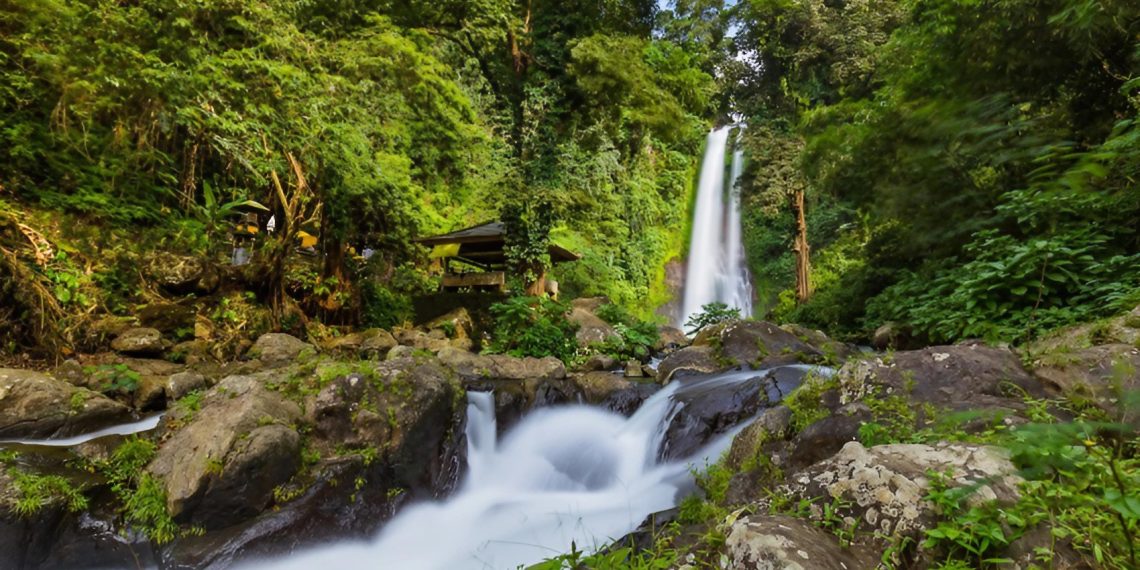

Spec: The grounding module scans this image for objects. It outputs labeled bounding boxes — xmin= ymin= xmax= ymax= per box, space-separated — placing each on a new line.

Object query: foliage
xmin=591 ymin=302 xmax=660 ymax=361
xmin=7 ymin=468 xmax=88 ymax=516
xmin=488 ymin=296 xmax=579 ymax=362
xmin=85 ymin=364 xmax=141 ymax=396
xmin=683 ymin=302 xmax=740 ymax=334
xmin=93 ymin=437 xmax=183 ymax=544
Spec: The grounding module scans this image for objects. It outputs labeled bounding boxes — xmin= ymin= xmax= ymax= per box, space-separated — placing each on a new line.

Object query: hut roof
xmin=417 ymin=221 xmax=580 ymax=265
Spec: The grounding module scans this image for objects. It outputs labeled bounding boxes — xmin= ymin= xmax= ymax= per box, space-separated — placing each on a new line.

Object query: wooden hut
xmin=417 ymin=221 xmax=579 ymax=293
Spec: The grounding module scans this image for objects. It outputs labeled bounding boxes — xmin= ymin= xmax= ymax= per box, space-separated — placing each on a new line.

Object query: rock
xmin=137 ymin=303 xmax=197 ymax=334
xmin=1004 ymin=525 xmax=1084 ymax=570
xmin=657 ymin=346 xmax=724 ymax=383
xmin=572 ymin=371 xmax=659 ymax=416
xmin=660 ymin=367 xmax=804 ymax=461
xmin=424 ymin=308 xmax=474 ymax=341
xmin=436 ymin=347 xmax=566 ymax=382
xmin=655 ymin=325 xmax=690 ymax=352
xmin=146 ymin=253 xmax=219 ymax=295
xmin=51 ymin=359 xmax=87 ymax=387
xmin=725 ymin=406 xmax=793 ymax=471
xmin=872 ymin=321 xmax=917 ymax=350
xmin=166 ymin=371 xmax=209 ymax=401
xmin=780 ymin=324 xmax=856 ymax=363
xmin=571 ymin=296 xmax=609 ymax=312
xmin=133 ymin=375 xmax=167 ymax=411
xmin=568 ymin=307 xmax=618 ymax=348
xmin=110 ymin=327 xmax=166 ymax=356
xmin=624 ymin=359 xmax=646 ymax=378
xmin=387 ymin=345 xmax=415 ymax=360
xmin=171 ymin=339 xmax=214 ymax=365
xmin=776 ymin=442 xmax=1021 ymax=542
xmin=359 ymin=328 xmax=398 ymax=357
xmin=0 ymin=368 xmax=131 ymax=438
xmin=1029 ymin=344 xmax=1140 ymax=420
xmin=393 ymin=329 xmax=450 ymax=353
xmin=786 ymin=403 xmax=870 ymax=470
xmin=834 ymin=345 xmax=1046 ymax=415
xmin=694 ymin=321 xmax=821 ymax=368
xmin=578 ymin=353 xmax=617 ymax=372
xmin=148 ymin=375 xmax=303 ymax=530
xmin=726 ymin=515 xmax=880 ymax=570
xmin=80 ymin=316 xmax=137 ymax=350
xmin=250 ymin=333 xmax=313 ymax=365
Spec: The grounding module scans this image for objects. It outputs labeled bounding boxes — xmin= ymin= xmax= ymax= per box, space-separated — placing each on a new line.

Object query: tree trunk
xmin=524 ymin=265 xmax=546 ymax=297
xmin=792 ymin=187 xmax=811 ymax=303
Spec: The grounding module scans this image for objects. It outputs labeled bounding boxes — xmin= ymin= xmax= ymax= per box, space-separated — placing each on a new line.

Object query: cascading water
xmin=244 ymin=365 xmax=828 ymax=570
xmin=680 ymin=126 xmax=753 ymax=329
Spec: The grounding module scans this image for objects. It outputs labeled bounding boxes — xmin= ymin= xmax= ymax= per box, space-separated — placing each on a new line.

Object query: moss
xmin=785 ymin=373 xmax=839 ymax=432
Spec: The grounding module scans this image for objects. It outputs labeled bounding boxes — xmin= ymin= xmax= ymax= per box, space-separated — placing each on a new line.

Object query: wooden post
xmin=792 ymin=188 xmax=811 ymax=303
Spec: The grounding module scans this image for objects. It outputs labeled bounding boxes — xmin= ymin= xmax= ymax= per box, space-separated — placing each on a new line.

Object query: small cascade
xmin=680 ymin=126 xmax=753 ymax=329
xmin=0 ymin=414 xmax=163 ymax=447
xmin=244 ymin=365 xmax=831 ymax=570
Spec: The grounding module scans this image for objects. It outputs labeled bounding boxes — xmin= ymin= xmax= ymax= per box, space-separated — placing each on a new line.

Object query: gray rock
xmin=624 ymin=359 xmax=646 ymax=378
xmin=654 ymin=325 xmax=690 ymax=352
xmin=725 ymin=406 xmax=793 ymax=471
xmin=387 ymin=345 xmax=416 ymax=360
xmin=110 ymin=327 xmax=166 ymax=356
xmin=359 ymin=328 xmax=398 ymax=357
xmin=1029 ymin=344 xmax=1140 ymax=422
xmin=694 ymin=320 xmax=821 ymax=368
xmin=137 ymin=303 xmax=197 ymax=334
xmin=657 ymin=346 xmax=724 ymax=383
xmin=578 ymin=353 xmax=617 ymax=372
xmin=872 ymin=321 xmax=915 ymax=350
xmin=726 ymin=515 xmax=880 ymax=570
xmin=424 ymin=307 xmax=474 ymax=341
xmin=568 ymin=307 xmax=618 ymax=348
xmin=436 ymin=347 xmax=566 ymax=381
xmin=167 ymin=372 xmax=209 ymax=401
xmin=0 ymin=368 xmax=131 ymax=438
xmin=775 ymin=442 xmax=1021 ymax=541
xmin=250 ymin=333 xmax=313 ymax=365
xmin=149 ymin=374 xmax=303 ymax=529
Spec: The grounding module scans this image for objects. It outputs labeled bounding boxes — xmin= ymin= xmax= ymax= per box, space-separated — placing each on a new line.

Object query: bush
xmin=488 ymin=296 xmax=579 ymax=362
xmin=593 ymin=302 xmax=660 ymax=361
xmin=684 ymin=302 xmax=740 ymax=334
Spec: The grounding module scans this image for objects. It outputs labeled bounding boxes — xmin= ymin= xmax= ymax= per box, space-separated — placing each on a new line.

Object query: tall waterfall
xmin=680 ymin=126 xmax=753 ymax=329
xmin=240 ymin=366 xmax=825 ymax=570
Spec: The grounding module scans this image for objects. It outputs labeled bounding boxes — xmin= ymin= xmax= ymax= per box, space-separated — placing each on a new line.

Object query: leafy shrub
xmin=360 ymin=281 xmax=414 ymax=330
xmin=684 ymin=302 xmax=741 ymax=334
xmin=7 ymin=468 xmax=88 ymax=516
xmin=593 ymin=303 xmax=660 ymax=360
xmin=488 ymin=296 xmax=579 ymax=362
xmin=86 ymin=364 xmax=141 ymax=396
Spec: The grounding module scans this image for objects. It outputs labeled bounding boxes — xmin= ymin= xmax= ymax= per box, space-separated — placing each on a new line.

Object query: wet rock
xmin=694 ymin=320 xmax=822 ymax=368
xmin=573 ymin=371 xmax=659 ymax=416
xmin=436 ymin=347 xmax=566 ymax=381
xmin=133 ymin=375 xmax=167 ymax=411
xmin=786 ymin=403 xmax=870 ymax=471
xmin=657 ymin=346 xmax=724 ymax=383
xmin=110 ymin=327 xmax=166 ymax=356
xmin=148 ymin=375 xmax=303 ymax=529
xmin=146 ymin=253 xmax=219 ymax=295
xmin=660 ymin=369 xmax=800 ymax=461
xmin=834 ymin=344 xmax=1046 ymax=414
xmin=0 ymin=368 xmax=131 ymax=438
xmin=726 ymin=515 xmax=880 ymax=570
xmin=51 ymin=359 xmax=88 ymax=387
xmin=393 ymin=329 xmax=451 ymax=353
xmin=249 ymin=333 xmax=313 ymax=365
xmin=780 ymin=324 xmax=857 ymax=363
xmin=776 ymin=442 xmax=1021 ymax=542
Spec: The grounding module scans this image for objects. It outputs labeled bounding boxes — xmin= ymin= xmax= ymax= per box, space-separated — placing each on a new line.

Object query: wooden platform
xmin=442 ymin=271 xmax=505 ymax=292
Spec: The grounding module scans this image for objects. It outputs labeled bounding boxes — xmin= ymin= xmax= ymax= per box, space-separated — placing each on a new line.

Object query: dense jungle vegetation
xmin=1 ymin=0 xmax=1138 ymax=353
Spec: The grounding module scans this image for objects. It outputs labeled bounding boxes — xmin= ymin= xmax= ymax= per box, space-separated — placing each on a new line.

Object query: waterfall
xmin=679 ymin=126 xmax=753 ymax=330
xmin=240 ymin=366 xmax=829 ymax=570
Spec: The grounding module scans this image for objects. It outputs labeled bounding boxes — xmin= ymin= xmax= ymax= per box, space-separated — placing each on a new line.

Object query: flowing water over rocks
xmin=242 ymin=365 xmax=818 ymax=570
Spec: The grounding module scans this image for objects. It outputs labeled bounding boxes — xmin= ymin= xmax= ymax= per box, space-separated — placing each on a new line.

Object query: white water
xmin=244 ymin=366 xmax=823 ymax=570
xmin=0 ymin=414 xmax=163 ymax=447
xmin=680 ymin=126 xmax=753 ymax=329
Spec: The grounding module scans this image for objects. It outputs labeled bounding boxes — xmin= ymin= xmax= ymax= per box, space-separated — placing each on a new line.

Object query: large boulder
xmin=148 ymin=375 xmax=303 ymax=529
xmin=137 ymin=303 xmax=197 ymax=334
xmin=146 ymin=253 xmax=219 ymax=295
xmin=693 ymin=321 xmax=822 ymax=369
xmin=110 ymin=327 xmax=166 ymax=356
xmin=572 ymin=371 xmax=660 ymax=416
xmin=437 ymin=347 xmax=575 ymax=432
xmin=424 ymin=308 xmax=474 ymax=342
xmin=724 ymin=406 xmax=793 ymax=472
xmin=1029 ymin=344 xmax=1140 ymax=421
xmin=655 ymin=325 xmax=690 ymax=353
xmin=660 ymin=366 xmax=807 ymax=461
xmin=0 ymin=368 xmax=131 ymax=438
xmin=249 ymin=333 xmax=313 ymax=365
xmin=436 ymin=347 xmax=566 ymax=381
xmin=567 ymin=307 xmax=618 ymax=348
xmin=834 ymin=344 xmax=1046 ymax=414
xmin=725 ymin=515 xmax=880 ymax=570
xmin=657 ymin=346 xmax=724 ymax=383
xmin=780 ymin=324 xmax=857 ymax=364
xmin=775 ymin=442 xmax=1021 ymax=542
